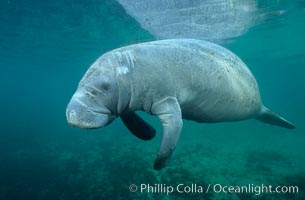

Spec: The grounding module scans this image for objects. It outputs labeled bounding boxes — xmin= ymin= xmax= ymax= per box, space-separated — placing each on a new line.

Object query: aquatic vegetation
xmin=245 ymin=150 xmax=292 ymax=174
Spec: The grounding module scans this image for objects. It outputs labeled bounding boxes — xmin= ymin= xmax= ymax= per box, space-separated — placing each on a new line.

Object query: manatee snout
xmin=66 ymin=99 xmax=113 ymax=129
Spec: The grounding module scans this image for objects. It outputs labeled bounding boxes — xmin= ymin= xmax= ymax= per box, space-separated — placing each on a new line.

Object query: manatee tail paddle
xmin=256 ymin=106 xmax=295 ymax=129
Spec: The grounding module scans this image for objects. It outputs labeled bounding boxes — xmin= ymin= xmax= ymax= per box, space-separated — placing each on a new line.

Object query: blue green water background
xmin=0 ymin=0 xmax=305 ymax=199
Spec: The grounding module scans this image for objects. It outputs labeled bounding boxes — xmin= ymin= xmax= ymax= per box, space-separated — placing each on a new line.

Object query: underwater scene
xmin=0 ymin=0 xmax=305 ymax=199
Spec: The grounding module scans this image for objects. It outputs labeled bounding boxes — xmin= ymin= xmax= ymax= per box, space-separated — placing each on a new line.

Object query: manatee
xmin=66 ymin=39 xmax=295 ymax=170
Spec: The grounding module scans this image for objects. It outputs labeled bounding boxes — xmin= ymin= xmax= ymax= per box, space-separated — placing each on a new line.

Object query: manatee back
xmin=107 ymin=39 xmax=262 ymax=119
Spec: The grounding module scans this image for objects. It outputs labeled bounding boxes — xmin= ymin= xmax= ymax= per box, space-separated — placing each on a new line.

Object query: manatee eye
xmin=101 ymin=83 xmax=110 ymax=91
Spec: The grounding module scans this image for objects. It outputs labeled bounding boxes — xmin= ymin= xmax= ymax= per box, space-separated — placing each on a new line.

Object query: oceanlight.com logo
xmin=129 ymin=183 xmax=299 ymax=196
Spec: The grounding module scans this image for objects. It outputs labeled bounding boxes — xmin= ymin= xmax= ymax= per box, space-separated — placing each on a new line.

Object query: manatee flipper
xmin=256 ymin=106 xmax=295 ymax=129
xmin=151 ymin=97 xmax=183 ymax=170
xmin=121 ymin=112 xmax=156 ymax=140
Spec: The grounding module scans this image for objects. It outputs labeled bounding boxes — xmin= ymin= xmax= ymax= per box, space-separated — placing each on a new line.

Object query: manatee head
xmin=66 ymin=57 xmax=119 ymax=129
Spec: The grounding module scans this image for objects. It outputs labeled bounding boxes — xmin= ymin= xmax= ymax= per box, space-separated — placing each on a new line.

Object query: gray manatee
xmin=66 ymin=39 xmax=295 ymax=170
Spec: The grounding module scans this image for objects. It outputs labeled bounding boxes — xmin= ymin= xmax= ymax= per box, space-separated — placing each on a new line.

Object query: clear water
xmin=0 ymin=0 xmax=304 ymax=200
